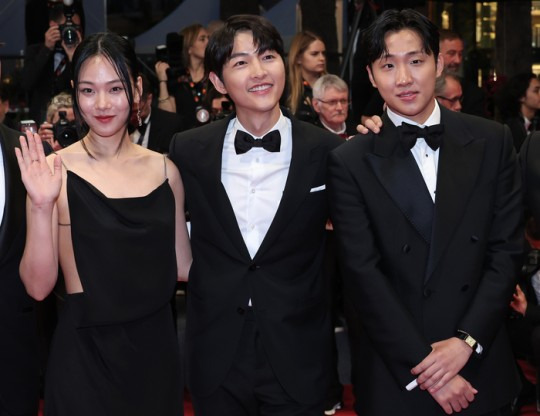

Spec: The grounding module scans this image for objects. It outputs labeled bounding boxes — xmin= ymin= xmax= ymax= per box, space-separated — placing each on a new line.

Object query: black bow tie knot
xmin=399 ymin=122 xmax=444 ymax=151
xmin=234 ymin=129 xmax=281 ymax=154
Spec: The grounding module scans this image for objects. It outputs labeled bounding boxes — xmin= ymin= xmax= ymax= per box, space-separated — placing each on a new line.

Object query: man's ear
xmin=209 ymin=72 xmax=227 ymax=95
xmin=312 ymin=98 xmax=321 ymax=114
xmin=367 ymin=65 xmax=377 ymax=88
xmin=435 ymin=53 xmax=444 ymax=78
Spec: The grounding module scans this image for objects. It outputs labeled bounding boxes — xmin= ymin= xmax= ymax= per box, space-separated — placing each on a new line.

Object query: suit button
xmin=249 ymin=264 xmax=260 ymax=271
xmin=237 ymin=307 xmax=245 ymax=315
xmin=423 ymin=288 xmax=432 ymax=298
xmin=461 ymin=284 xmax=470 ymax=292
xmin=402 ymin=244 xmax=411 ymax=253
xmin=471 ymin=235 xmax=479 ymax=243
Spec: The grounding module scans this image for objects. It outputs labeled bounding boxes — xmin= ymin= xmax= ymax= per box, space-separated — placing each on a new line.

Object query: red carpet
xmin=38 ymin=381 xmax=538 ymax=415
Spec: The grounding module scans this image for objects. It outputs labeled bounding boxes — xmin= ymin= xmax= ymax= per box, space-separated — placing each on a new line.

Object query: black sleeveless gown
xmin=45 ymin=171 xmax=182 ymax=415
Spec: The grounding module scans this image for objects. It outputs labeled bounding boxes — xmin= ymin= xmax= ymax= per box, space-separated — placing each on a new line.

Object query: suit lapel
xmin=366 ymin=113 xmax=434 ymax=244
xmin=192 ymin=116 xmax=252 ymax=260
xmin=425 ymin=108 xmax=485 ymax=280
xmin=254 ymin=116 xmax=324 ymax=260
xmin=0 ymin=125 xmax=25 ymax=262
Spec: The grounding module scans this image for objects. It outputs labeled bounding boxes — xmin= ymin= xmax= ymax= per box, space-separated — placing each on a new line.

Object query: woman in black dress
xmin=286 ymin=31 xmax=327 ymax=123
xmin=156 ymin=23 xmax=210 ymax=128
xmin=16 ymin=32 xmax=192 ymax=415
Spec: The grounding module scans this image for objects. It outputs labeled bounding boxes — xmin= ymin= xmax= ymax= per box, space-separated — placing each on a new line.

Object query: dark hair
xmin=439 ymin=29 xmax=462 ymax=43
xmin=496 ymin=73 xmax=538 ymax=120
xmin=205 ymin=14 xmax=284 ymax=81
xmin=71 ymin=32 xmax=140 ymax=141
xmin=362 ymin=9 xmax=439 ymax=67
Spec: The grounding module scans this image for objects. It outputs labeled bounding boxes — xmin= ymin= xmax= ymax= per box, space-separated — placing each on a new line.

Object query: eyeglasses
xmin=315 ymin=98 xmax=349 ymax=107
xmin=436 ymin=95 xmax=463 ymax=104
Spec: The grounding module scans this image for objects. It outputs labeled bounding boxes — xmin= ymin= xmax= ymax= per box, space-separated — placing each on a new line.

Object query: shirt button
xmin=251 ymin=189 xmax=256 ymax=194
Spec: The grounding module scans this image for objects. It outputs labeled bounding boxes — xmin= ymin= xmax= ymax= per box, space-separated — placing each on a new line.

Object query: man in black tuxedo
xmin=169 ymin=15 xmax=341 ymax=415
xmin=131 ymin=74 xmax=187 ymax=154
xmin=0 ymin=60 xmax=40 ymax=415
xmin=328 ymin=9 xmax=522 ymax=416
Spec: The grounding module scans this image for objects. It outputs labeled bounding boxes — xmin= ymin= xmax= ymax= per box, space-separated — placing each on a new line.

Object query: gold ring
xmin=32 ymin=159 xmax=38 ymax=162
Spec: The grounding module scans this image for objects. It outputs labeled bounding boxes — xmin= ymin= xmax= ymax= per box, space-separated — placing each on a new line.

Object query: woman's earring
xmin=137 ymin=107 xmax=142 ymax=126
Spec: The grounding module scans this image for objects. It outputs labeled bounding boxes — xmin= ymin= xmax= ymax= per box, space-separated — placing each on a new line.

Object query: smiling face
xmin=209 ymin=31 xmax=285 ymax=129
xmin=298 ymin=39 xmax=326 ymax=80
xmin=367 ymin=29 xmax=443 ymax=124
xmin=77 ymin=55 xmax=140 ymax=140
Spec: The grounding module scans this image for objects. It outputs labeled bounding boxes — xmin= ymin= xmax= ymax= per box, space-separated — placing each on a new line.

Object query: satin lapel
xmin=366 ymin=114 xmax=434 ymax=243
xmin=254 ymin=118 xmax=322 ymax=260
xmin=425 ymin=109 xmax=485 ymax=280
xmin=192 ymin=116 xmax=251 ymax=260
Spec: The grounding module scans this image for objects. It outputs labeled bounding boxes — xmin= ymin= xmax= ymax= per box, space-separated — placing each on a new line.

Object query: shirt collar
xmin=320 ymin=119 xmax=346 ymax=135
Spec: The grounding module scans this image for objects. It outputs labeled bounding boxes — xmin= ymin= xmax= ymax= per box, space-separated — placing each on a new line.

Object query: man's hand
xmin=411 ymin=337 xmax=473 ymax=393
xmin=510 ymin=284 xmax=527 ymax=316
xmin=356 ymin=115 xmax=382 ymax=134
xmin=430 ymin=375 xmax=477 ymax=414
xmin=44 ymin=24 xmax=61 ymax=50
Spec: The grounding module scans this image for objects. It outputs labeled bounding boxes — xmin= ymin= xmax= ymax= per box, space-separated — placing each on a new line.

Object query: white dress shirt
xmin=221 ymin=111 xmax=292 ymax=260
xmin=387 ymin=102 xmax=441 ymax=202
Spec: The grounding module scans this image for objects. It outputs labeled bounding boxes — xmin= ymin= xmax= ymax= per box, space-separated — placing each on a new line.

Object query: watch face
xmin=465 ymin=336 xmax=476 ymax=348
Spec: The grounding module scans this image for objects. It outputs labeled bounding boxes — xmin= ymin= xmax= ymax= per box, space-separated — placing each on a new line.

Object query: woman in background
xmin=497 ymin=72 xmax=540 ymax=151
xmin=286 ymin=31 xmax=327 ymax=123
xmin=156 ymin=23 xmax=210 ymax=128
xmin=16 ymin=32 xmax=191 ymax=415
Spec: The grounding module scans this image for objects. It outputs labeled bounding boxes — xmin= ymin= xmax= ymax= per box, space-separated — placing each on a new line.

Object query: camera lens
xmin=62 ymin=26 xmax=77 ymax=46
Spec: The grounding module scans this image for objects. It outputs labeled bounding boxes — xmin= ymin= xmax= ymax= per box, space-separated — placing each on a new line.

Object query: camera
xmin=58 ymin=0 xmax=80 ymax=46
xmin=53 ymin=110 xmax=78 ymax=148
xmin=155 ymin=32 xmax=185 ymax=81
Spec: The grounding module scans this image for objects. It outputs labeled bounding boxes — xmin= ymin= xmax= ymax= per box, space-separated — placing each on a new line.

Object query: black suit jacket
xmin=0 ymin=124 xmax=39 ymax=415
xmin=146 ymin=107 xmax=187 ymax=153
xmin=520 ymin=131 xmax=540 ymax=226
xmin=169 ymin=112 xmax=342 ymax=403
xmin=21 ymin=43 xmax=72 ymax=123
xmin=328 ymin=107 xmax=523 ymax=415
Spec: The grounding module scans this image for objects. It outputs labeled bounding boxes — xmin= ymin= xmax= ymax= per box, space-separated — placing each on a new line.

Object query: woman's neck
xmin=521 ymin=104 xmax=536 ymax=122
xmin=81 ymin=130 xmax=132 ymax=161
xmin=189 ymin=59 xmax=205 ymax=83
xmin=301 ymin=69 xmax=320 ymax=89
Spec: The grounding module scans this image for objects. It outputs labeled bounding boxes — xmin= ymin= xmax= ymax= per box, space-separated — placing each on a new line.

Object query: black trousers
xmin=191 ymin=309 xmax=324 ymax=416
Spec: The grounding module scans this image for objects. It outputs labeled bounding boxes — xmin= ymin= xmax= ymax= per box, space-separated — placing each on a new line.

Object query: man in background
xmin=0 ymin=60 xmax=40 ymax=416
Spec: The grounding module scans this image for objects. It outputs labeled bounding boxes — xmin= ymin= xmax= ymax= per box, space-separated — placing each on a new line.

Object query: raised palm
xmin=15 ymin=132 xmax=62 ymax=207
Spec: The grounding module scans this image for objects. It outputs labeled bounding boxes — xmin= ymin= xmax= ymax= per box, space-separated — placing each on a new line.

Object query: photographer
xmin=22 ymin=0 xmax=83 ymax=123
xmin=38 ymin=92 xmax=77 ymax=151
xmin=155 ymin=23 xmax=209 ymax=129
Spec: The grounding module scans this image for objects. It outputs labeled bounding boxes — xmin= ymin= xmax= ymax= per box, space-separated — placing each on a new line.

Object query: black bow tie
xmin=399 ymin=122 xmax=444 ymax=151
xmin=234 ymin=129 xmax=281 ymax=154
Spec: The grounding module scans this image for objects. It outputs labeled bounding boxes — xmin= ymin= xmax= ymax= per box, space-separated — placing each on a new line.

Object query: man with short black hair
xmin=329 ymin=9 xmax=522 ymax=416
xmin=169 ymin=14 xmax=341 ymax=416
